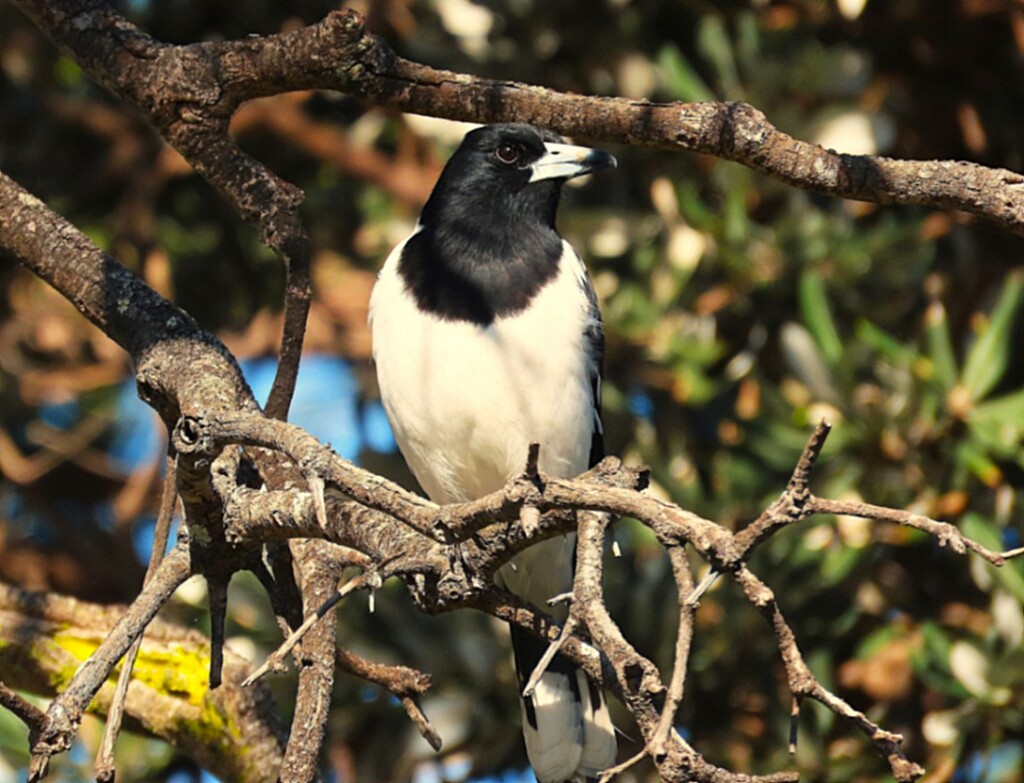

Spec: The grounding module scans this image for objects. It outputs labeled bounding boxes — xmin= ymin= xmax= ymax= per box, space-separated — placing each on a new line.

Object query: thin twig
xmin=732 ymin=564 xmax=924 ymax=782
xmin=808 ymin=497 xmax=1024 ymax=566
xmin=94 ymin=454 xmax=179 ymax=782
xmin=683 ymin=569 xmax=719 ymax=607
xmin=735 ymin=420 xmax=832 ymax=554
xmin=244 ymin=569 xmax=384 ymax=686
xmin=547 ymin=592 xmax=574 ymax=606
xmin=0 ymin=681 xmax=48 ymax=739
xmin=523 ymin=615 xmax=579 ymax=699
xmin=788 ymin=696 xmax=800 ymax=755
xmin=334 ymin=646 xmax=440 ymax=749
xmin=29 ymin=541 xmax=192 ymax=782
xmin=263 ymin=238 xmax=311 ymax=422
xmin=307 ymin=473 xmax=329 ymax=530
xmin=524 ymin=442 xmax=541 ymax=478
xmin=207 ymin=577 xmax=228 ymax=689
xmin=598 ymin=748 xmax=648 ymax=783
xmin=651 ymin=545 xmax=696 ymax=759
xmin=399 ymin=696 xmax=443 ymax=751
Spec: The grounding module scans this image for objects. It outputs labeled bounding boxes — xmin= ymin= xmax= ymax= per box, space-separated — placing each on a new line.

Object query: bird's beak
xmin=529 ymin=142 xmax=617 ymax=183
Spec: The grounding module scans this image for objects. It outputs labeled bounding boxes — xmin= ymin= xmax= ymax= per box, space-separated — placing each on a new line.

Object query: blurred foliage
xmin=2 ymin=1 xmax=1024 ymax=782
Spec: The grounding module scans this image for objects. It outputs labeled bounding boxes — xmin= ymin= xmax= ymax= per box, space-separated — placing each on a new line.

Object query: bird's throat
xmin=397 ymin=214 xmax=563 ymax=326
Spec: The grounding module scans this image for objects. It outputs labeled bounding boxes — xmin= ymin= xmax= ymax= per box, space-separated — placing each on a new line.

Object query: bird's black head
xmin=420 ymin=123 xmax=616 ymax=229
xmin=400 ymin=123 xmax=615 ymax=325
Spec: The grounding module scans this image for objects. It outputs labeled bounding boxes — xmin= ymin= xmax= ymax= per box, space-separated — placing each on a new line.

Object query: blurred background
xmin=2 ymin=0 xmax=1024 ymax=781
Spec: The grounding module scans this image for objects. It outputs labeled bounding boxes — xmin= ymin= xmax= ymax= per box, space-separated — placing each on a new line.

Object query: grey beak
xmin=529 ymin=142 xmax=617 ymax=183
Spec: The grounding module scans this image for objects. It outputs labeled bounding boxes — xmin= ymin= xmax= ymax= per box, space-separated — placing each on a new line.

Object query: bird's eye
xmin=495 ymin=144 xmax=521 ymax=165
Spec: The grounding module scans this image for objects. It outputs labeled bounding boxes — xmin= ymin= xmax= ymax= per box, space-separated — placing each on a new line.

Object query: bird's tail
xmin=510 ymin=624 xmax=617 ymax=783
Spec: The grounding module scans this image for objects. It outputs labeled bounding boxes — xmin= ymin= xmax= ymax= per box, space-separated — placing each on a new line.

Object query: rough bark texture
xmin=0 ymin=581 xmax=285 ymax=783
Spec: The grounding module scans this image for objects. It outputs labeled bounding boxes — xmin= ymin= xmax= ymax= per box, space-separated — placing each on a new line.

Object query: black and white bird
xmin=369 ymin=123 xmax=617 ymax=782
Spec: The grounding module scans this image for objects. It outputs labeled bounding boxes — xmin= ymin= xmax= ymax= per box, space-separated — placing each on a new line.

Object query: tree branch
xmin=0 ymin=568 xmax=285 ymax=783
xmin=334 ymin=647 xmax=441 ymax=751
xmin=26 ymin=541 xmax=193 ymax=780
xmin=95 ymin=452 xmax=180 ymax=782
xmin=174 ymin=412 xmax=1023 ymax=782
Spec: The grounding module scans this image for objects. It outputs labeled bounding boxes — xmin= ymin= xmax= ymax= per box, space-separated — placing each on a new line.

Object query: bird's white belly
xmin=371 ymin=250 xmax=595 ymax=504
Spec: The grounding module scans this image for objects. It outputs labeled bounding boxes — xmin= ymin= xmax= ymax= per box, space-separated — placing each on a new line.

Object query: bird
xmin=369 ymin=122 xmax=617 ymax=782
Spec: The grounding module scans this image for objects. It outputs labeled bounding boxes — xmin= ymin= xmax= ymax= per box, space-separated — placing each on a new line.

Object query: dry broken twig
xmin=335 ymin=646 xmax=442 ymax=751
xmin=244 ymin=568 xmax=386 ymax=687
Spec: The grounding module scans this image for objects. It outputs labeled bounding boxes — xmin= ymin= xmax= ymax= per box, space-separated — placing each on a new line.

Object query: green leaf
xmin=733 ymin=11 xmax=763 ymax=75
xmin=919 ymin=621 xmax=954 ymax=664
xmin=819 ymin=543 xmax=861 ymax=586
xmin=955 ymin=441 xmax=1004 ymax=488
xmin=961 ymin=269 xmax=1024 ymax=402
xmin=722 ymin=184 xmax=749 ymax=245
xmin=971 ymin=388 xmax=1024 ymax=425
xmin=54 ymin=56 xmax=84 ymax=87
xmin=856 ymin=319 xmax=918 ymax=365
xmin=854 ymin=623 xmax=904 ymax=658
xmin=697 ymin=15 xmax=742 ymax=98
xmin=656 ymin=44 xmax=716 ymax=102
xmin=969 ymin=389 xmax=1024 ymax=455
xmin=924 ymin=300 xmax=958 ymax=392
xmin=780 ymin=322 xmax=837 ymax=403
xmin=675 ymin=181 xmax=714 ymax=227
xmin=799 ymin=269 xmax=843 ymax=365
xmin=961 ymin=513 xmax=1024 ymax=602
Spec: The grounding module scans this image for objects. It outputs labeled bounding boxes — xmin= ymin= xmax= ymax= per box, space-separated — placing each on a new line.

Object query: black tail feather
xmin=509 ymin=623 xmax=579 ymax=729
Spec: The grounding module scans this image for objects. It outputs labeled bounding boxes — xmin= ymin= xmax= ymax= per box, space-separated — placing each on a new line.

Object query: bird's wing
xmin=577 ymin=247 xmax=605 ymax=468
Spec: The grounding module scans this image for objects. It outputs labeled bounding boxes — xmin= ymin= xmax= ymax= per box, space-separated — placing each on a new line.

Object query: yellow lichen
xmin=46 ymin=631 xmax=250 ymax=766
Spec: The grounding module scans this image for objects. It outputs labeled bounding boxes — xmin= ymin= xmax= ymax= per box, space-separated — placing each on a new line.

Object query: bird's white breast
xmin=369 ymin=237 xmax=598 ymax=505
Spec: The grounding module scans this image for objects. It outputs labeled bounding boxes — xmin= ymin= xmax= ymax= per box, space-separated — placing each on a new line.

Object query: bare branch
xmin=0 ymin=682 xmax=48 ymax=741
xmin=523 ymin=614 xmax=579 ymax=699
xmin=95 ymin=453 xmax=180 ymax=782
xmin=735 ymin=419 xmax=832 ymax=554
xmin=27 ymin=541 xmax=194 ymax=781
xmin=651 ymin=545 xmax=696 ymax=759
xmin=276 ymin=540 xmax=340 ymax=783
xmin=807 ymin=496 xmax=1024 ymax=565
xmin=245 ymin=568 xmax=385 ymax=687
xmin=597 ymin=749 xmax=648 ymax=783
xmin=0 ymin=573 xmax=284 ymax=783
xmin=733 ymin=565 xmax=924 ymax=782
xmin=334 ymin=648 xmax=441 ymax=751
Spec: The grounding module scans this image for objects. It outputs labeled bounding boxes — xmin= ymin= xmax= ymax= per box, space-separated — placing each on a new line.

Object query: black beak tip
xmin=586 ymin=149 xmax=617 ymax=172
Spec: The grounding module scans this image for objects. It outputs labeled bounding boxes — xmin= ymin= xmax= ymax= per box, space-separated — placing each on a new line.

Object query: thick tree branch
xmin=276 ymin=540 xmax=340 ymax=783
xmin=13 ymin=0 xmax=1024 ymax=255
xmin=24 ymin=1 xmax=1017 ymax=234
xmin=0 ymin=581 xmax=284 ymax=783
xmin=1 ymin=542 xmax=283 ymax=783
xmin=11 ymin=0 xmax=314 ymax=419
